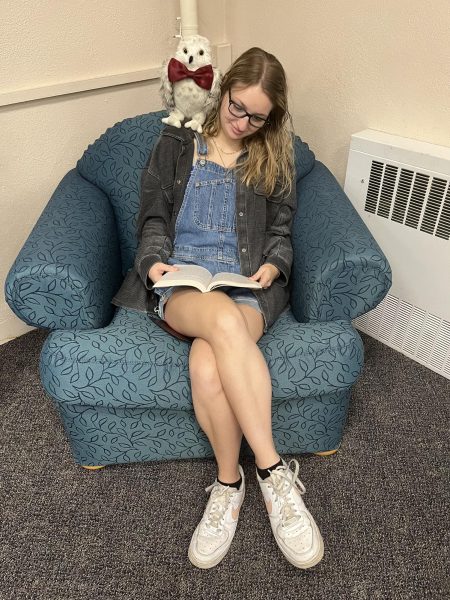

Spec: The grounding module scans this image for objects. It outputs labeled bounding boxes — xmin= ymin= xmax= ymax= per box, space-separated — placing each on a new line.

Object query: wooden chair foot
xmin=81 ymin=465 xmax=105 ymax=471
xmin=314 ymin=448 xmax=339 ymax=457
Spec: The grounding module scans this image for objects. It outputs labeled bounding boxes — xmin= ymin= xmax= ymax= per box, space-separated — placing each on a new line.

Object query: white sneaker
xmin=257 ymin=459 xmax=324 ymax=569
xmin=188 ymin=465 xmax=245 ymax=569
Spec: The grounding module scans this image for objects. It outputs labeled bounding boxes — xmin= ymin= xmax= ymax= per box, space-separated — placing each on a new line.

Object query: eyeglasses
xmin=227 ymin=90 xmax=270 ymax=128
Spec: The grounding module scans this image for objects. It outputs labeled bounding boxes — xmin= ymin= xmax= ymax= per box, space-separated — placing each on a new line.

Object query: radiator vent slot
xmin=364 ymin=161 xmax=450 ymax=240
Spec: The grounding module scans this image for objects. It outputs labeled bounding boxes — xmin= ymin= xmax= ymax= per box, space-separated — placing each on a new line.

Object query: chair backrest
xmin=77 ymin=111 xmax=315 ymax=274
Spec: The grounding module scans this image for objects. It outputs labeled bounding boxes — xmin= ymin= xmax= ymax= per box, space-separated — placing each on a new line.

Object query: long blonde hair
xmin=204 ymin=47 xmax=294 ymax=196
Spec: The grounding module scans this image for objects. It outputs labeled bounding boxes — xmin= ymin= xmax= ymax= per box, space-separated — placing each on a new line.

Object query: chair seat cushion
xmin=40 ymin=307 xmax=363 ymax=411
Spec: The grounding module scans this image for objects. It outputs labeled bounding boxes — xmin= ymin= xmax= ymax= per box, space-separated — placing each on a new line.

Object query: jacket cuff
xmin=264 ymin=257 xmax=290 ymax=287
xmin=138 ymin=255 xmax=163 ymax=289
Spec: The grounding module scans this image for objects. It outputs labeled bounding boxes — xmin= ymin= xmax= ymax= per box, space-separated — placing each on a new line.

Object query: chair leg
xmin=314 ymin=448 xmax=339 ymax=457
xmin=81 ymin=465 xmax=105 ymax=471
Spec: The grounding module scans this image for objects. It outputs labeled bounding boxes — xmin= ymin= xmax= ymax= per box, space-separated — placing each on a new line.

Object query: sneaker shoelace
xmin=203 ymin=482 xmax=234 ymax=535
xmin=268 ymin=459 xmax=309 ymax=533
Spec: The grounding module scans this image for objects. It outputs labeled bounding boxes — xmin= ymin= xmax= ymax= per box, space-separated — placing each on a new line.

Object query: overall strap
xmin=194 ymin=131 xmax=208 ymax=156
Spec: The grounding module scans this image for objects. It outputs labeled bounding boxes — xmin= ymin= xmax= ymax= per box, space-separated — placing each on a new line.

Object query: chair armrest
xmin=290 ymin=161 xmax=391 ymax=322
xmin=5 ymin=169 xmax=122 ymax=330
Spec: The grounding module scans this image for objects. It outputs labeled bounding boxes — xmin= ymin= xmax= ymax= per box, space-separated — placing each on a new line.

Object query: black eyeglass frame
xmin=227 ymin=90 xmax=270 ymax=128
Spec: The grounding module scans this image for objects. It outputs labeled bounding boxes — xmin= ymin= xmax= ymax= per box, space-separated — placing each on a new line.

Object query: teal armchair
xmin=5 ymin=111 xmax=391 ymax=467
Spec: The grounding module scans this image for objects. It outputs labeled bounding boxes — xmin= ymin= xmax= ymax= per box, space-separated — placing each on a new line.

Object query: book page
xmin=152 ymin=264 xmax=212 ymax=293
xmin=208 ymin=272 xmax=262 ymax=291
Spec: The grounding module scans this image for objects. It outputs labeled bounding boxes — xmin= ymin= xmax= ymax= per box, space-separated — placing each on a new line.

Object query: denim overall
xmin=154 ymin=133 xmax=260 ymax=319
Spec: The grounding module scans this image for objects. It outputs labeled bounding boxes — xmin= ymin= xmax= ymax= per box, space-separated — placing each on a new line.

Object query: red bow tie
xmin=167 ymin=58 xmax=214 ymax=91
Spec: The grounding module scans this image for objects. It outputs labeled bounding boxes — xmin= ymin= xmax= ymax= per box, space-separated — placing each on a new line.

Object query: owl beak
xmin=189 ymin=55 xmax=193 ymax=64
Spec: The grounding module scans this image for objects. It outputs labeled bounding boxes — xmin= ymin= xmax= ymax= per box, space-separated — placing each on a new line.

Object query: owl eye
xmin=199 ymin=50 xmax=204 ymax=56
xmin=183 ymin=48 xmax=188 ymax=54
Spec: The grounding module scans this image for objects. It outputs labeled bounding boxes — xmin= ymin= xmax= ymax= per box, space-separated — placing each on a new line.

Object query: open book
xmin=153 ymin=265 xmax=262 ymax=293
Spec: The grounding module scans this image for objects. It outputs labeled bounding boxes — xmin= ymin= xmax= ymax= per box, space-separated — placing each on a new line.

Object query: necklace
xmin=211 ymin=137 xmax=229 ymax=169
xmin=213 ymin=139 xmax=242 ymax=155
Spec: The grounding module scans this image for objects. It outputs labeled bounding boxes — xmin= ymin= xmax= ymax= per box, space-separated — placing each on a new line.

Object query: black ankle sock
xmin=257 ymin=458 xmax=283 ymax=480
xmin=217 ymin=476 xmax=242 ymax=490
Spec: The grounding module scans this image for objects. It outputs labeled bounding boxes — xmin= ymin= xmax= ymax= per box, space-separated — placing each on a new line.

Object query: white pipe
xmin=180 ymin=0 xmax=198 ymax=37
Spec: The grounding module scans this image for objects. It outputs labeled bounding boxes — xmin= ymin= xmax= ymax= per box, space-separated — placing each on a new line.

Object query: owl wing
xmin=159 ymin=58 xmax=175 ymax=111
xmin=204 ymin=68 xmax=222 ymax=115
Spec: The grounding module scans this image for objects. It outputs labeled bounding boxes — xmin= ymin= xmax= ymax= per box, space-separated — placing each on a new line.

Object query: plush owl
xmin=160 ymin=35 xmax=221 ymax=133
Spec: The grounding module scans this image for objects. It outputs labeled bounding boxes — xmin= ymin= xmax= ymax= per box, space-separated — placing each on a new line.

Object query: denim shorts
xmin=154 ymin=286 xmax=261 ymax=321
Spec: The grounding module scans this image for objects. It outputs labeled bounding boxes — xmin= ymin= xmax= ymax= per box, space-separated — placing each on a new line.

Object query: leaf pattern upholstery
xmin=41 ymin=307 xmax=362 ymax=464
xmin=290 ymin=161 xmax=392 ymax=323
xmin=5 ymin=111 xmax=391 ymax=465
xmin=5 ymin=170 xmax=122 ymax=330
xmin=76 ymin=112 xmax=167 ymax=274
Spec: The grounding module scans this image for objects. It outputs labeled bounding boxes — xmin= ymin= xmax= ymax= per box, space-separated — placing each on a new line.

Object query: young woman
xmin=114 ymin=47 xmax=324 ymax=569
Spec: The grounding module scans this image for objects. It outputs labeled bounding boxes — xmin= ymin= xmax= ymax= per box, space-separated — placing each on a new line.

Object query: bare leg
xmin=189 ymin=338 xmax=242 ymax=483
xmin=165 ymin=289 xmax=280 ymax=469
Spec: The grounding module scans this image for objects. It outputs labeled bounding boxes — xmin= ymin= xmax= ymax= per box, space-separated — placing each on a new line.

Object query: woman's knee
xmin=189 ymin=339 xmax=223 ymax=398
xmin=209 ymin=305 xmax=249 ymax=343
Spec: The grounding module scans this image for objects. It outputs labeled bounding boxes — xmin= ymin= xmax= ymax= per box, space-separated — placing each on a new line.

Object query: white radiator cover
xmin=344 ymin=129 xmax=450 ymax=379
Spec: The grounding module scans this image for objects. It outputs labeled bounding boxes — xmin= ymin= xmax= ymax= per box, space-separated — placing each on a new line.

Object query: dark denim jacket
xmin=112 ymin=125 xmax=296 ymax=330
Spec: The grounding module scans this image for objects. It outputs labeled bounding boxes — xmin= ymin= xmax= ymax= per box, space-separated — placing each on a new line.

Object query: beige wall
xmin=0 ymin=0 xmax=225 ymax=342
xmin=226 ymin=0 xmax=450 ymax=182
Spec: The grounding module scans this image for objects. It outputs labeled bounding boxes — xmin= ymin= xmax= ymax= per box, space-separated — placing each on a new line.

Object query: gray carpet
xmin=0 ymin=329 xmax=449 ymax=600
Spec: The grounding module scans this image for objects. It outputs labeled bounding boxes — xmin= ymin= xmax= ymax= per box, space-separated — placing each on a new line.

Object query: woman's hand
xmin=249 ymin=263 xmax=280 ymax=289
xmin=148 ymin=262 xmax=179 ymax=284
